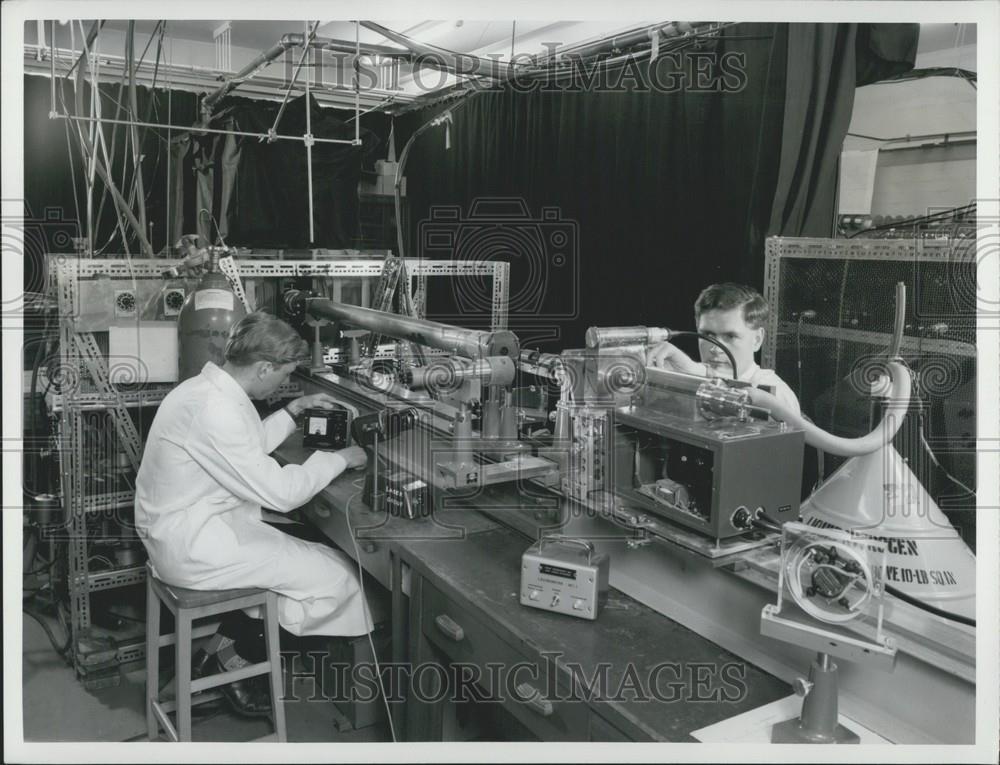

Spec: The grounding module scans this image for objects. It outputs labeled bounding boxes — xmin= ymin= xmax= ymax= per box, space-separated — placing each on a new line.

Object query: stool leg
xmin=176 ymin=610 xmax=193 ymax=742
xmin=145 ymin=576 xmax=161 ymax=741
xmin=262 ymin=593 xmax=287 ymax=742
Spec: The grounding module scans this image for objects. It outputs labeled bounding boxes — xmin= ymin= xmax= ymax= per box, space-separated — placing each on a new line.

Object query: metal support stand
xmin=307 ymin=316 xmax=330 ymax=372
xmin=772 ymin=652 xmax=860 ymax=744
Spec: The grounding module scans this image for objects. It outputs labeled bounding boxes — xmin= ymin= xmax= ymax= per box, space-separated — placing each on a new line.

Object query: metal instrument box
xmin=613 ymin=404 xmax=804 ymax=539
xmin=303 ymin=406 xmax=351 ymax=450
xmin=385 ymin=471 xmax=430 ymax=519
xmin=520 ymin=537 xmax=609 ymax=621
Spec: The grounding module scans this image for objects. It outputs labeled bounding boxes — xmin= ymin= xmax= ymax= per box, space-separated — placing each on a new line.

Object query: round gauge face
xmin=115 ymin=291 xmax=136 ymax=314
xmin=785 ymin=539 xmax=876 ymax=624
xmin=165 ymin=290 xmax=185 ymax=312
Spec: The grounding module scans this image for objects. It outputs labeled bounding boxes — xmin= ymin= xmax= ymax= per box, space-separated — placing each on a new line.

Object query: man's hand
xmin=646 ymin=342 xmax=707 ymax=376
xmin=286 ymin=393 xmax=344 ymax=418
xmin=336 ymin=445 xmax=367 ymax=470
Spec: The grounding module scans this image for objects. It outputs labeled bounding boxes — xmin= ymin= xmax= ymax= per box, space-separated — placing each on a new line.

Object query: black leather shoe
xmin=211 ymin=655 xmax=273 ymax=718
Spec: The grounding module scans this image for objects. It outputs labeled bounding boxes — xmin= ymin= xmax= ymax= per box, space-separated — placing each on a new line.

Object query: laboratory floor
xmin=21 ymin=614 xmax=394 ymax=744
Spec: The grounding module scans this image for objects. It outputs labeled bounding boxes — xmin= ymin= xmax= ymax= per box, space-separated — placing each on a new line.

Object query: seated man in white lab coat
xmin=135 ymin=311 xmax=370 ymax=716
xmin=646 ymin=282 xmax=801 ymax=415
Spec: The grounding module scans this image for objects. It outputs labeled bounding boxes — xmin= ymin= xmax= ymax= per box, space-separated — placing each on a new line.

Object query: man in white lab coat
xmin=136 ymin=311 xmax=370 ymax=716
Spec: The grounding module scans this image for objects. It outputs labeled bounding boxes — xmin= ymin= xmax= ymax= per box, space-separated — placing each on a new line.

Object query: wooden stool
xmin=144 ymin=563 xmax=287 ymax=742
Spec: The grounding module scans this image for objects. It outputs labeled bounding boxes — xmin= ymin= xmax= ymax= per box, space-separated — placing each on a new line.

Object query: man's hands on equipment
xmin=286 ymin=392 xmax=344 ymax=418
xmin=646 ymin=342 xmax=709 ymax=376
xmin=336 ymin=445 xmax=367 ymax=470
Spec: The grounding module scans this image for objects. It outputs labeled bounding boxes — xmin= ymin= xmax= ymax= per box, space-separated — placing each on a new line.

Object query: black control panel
xmin=302 ymin=406 xmax=351 ymax=450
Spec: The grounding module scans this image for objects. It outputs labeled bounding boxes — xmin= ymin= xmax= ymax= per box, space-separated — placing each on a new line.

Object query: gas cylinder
xmin=177 ymin=250 xmax=247 ymax=380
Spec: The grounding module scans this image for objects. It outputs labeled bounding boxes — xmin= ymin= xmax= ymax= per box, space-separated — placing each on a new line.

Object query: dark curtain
xmin=767 ymin=24 xmax=860 ymax=237
xmin=24 ymin=21 xmax=917 ymax=287
xmin=397 ymin=23 xmax=788 ymax=349
xmin=767 ymin=23 xmax=918 ymax=237
xmin=855 ymin=23 xmax=921 ymax=86
xmin=199 ymin=93 xmax=384 ymax=248
xmin=394 ymin=22 xmax=917 ymax=349
xmin=23 ymin=74 xmax=200 ymax=256
xmin=23 ymin=76 xmax=391 ymax=254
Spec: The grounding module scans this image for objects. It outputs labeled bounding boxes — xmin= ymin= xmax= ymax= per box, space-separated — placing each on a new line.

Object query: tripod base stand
xmin=771 ymin=652 xmax=860 ymax=744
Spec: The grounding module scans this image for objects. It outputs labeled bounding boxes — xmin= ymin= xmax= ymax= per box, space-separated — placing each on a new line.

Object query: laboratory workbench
xmin=274 ymin=431 xmax=789 ymax=741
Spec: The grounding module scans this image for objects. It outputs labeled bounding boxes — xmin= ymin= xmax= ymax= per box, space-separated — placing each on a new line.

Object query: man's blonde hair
xmin=224 ymin=311 xmax=309 ymax=367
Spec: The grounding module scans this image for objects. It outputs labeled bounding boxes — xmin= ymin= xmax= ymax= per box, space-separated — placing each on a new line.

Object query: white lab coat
xmin=135 ymin=361 xmax=371 ymax=637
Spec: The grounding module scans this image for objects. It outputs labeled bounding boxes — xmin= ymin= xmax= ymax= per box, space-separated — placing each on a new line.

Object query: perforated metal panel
xmin=763 ymin=236 xmax=977 ymax=548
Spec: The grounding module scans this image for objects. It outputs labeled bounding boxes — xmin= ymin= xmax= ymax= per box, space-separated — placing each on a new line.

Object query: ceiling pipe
xmin=387 ymin=21 xmax=731 ymax=115
xmin=200 ymin=35 xmax=300 ymax=121
xmin=545 ymin=21 xmax=708 ymax=62
xmin=200 ymin=20 xmax=536 ymax=123
xmin=28 ymin=46 xmax=408 ymax=109
xmin=199 ymin=31 xmax=416 ymax=124
xmin=360 ymin=20 xmax=514 ymax=80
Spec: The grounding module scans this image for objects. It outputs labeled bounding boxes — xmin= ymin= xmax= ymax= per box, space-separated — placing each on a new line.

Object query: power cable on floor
xmin=345 ymin=488 xmax=398 ymax=743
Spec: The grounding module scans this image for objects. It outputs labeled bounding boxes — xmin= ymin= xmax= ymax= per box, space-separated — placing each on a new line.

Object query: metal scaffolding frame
xmin=46 ymin=253 xmax=509 ymax=681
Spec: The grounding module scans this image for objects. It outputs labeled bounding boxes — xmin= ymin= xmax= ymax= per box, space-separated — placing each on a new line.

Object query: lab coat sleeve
xmin=185 ymin=401 xmax=347 ymax=513
xmin=262 ymin=407 xmax=297 ymax=453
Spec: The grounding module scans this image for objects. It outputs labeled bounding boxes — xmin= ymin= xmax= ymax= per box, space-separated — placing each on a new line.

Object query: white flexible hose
xmin=747 ymin=360 xmax=912 ymax=457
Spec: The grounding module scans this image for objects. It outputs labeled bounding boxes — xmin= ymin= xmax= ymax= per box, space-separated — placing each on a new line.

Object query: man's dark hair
xmin=694 ymin=283 xmax=770 ymax=330
xmin=224 ymin=311 xmax=309 ymax=367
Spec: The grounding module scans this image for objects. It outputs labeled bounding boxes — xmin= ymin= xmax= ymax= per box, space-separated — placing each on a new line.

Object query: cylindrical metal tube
xmin=408 ymin=356 xmax=515 ymax=390
xmin=644 ymin=367 xmax=709 ymax=396
xmin=646 ymin=368 xmax=768 ymax=420
xmin=305 ymin=21 xmax=315 ymax=244
xmin=287 ymin=292 xmax=520 ymax=360
xmin=202 ymin=38 xmax=297 ymax=114
xmin=695 ymin=381 xmax=760 ymax=420
xmin=482 ymin=395 xmax=501 ymax=438
xmin=479 ymin=356 xmax=516 ymax=386
xmin=518 ymin=349 xmax=563 ymax=381
xmin=274 ymin=31 xmax=411 ymax=59
xmin=454 ymin=402 xmax=473 ymax=440
xmin=799 ymin=654 xmax=840 ymax=739
xmin=553 ymin=401 xmax=571 ymax=441
xmin=178 ymin=270 xmax=248 ymax=381
xmin=888 ymin=282 xmax=907 ymax=358
xmin=49 ymin=21 xmax=55 ymax=115
xmin=500 ymin=389 xmax=518 ymax=439
xmin=585 ymin=326 xmax=671 ymax=348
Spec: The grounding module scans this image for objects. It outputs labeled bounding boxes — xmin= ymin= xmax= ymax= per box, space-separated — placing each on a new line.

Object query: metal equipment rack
xmin=762 ymin=235 xmax=978 ymax=544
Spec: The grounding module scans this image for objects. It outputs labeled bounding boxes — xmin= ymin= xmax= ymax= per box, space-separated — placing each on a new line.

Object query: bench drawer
xmin=419 ymin=580 xmax=592 ymax=740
